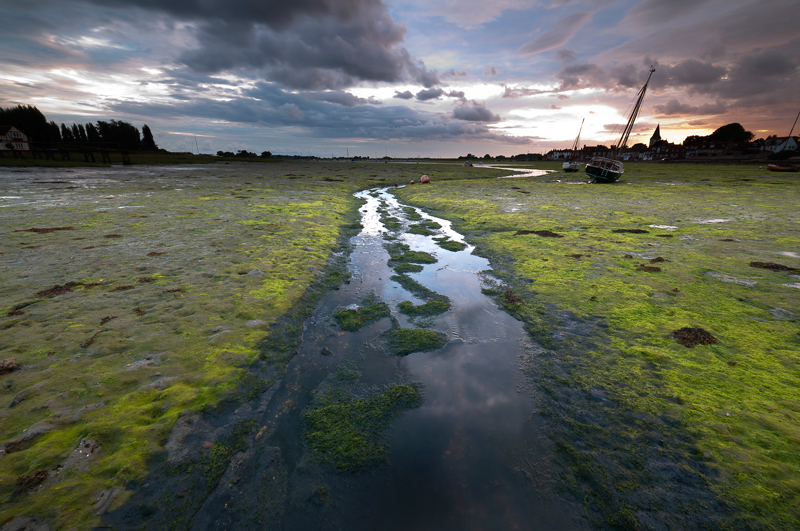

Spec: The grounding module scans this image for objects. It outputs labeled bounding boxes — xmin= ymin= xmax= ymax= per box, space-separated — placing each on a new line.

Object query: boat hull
xmin=585 ymin=156 xmax=623 ymax=183
xmin=767 ymin=164 xmax=799 ymax=172
xmin=562 ymin=161 xmax=581 ymax=172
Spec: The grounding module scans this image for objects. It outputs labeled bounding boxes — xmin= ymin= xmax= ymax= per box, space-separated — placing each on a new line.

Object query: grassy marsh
xmin=394 ymin=162 xmax=800 ymax=529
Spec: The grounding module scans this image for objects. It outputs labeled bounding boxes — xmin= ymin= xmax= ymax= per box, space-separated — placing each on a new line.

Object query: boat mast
xmin=571 ymin=118 xmax=584 ymax=158
xmin=612 ymin=66 xmax=656 ymax=159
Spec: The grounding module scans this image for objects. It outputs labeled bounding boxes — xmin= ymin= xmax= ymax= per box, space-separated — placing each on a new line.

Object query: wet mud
xmin=106 ymin=186 xmax=589 ymax=530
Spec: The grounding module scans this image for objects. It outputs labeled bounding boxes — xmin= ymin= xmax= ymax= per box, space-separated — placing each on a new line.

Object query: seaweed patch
xmin=672 ymin=327 xmax=719 ymax=348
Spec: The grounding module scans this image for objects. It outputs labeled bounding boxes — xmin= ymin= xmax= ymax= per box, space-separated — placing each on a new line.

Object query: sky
xmin=1 ymin=0 xmax=798 ymax=157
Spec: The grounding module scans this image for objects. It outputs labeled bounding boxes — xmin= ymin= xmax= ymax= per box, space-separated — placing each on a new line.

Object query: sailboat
xmin=562 ymin=118 xmax=584 ymax=172
xmin=586 ymin=66 xmax=656 ymax=183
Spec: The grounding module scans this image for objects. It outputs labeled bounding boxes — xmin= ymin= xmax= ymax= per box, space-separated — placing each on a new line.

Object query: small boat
xmin=586 ymin=66 xmax=656 ymax=183
xmin=767 ymin=164 xmax=799 ymax=172
xmin=563 ymin=119 xmax=584 ymax=172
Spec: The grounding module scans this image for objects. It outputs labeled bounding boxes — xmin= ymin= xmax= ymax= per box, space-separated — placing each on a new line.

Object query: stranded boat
xmin=562 ymin=118 xmax=584 ymax=172
xmin=586 ymin=66 xmax=656 ymax=183
xmin=767 ymin=164 xmax=799 ymax=172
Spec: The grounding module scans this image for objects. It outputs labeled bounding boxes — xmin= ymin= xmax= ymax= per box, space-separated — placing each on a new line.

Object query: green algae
xmin=433 ymin=237 xmax=467 ymax=252
xmin=390 ymin=275 xmax=438 ymax=301
xmin=333 ymin=296 xmax=391 ymax=331
xmin=303 ymin=384 xmax=423 ymax=472
xmin=392 ymin=263 xmax=424 ymax=274
xmin=394 ymin=162 xmax=800 ymax=529
xmin=385 ymin=329 xmax=448 ymax=356
xmin=397 ymin=296 xmax=452 ymax=318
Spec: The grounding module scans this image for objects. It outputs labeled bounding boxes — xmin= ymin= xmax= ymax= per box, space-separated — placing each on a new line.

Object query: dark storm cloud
xmin=556 ymin=62 xmax=642 ymax=92
xmin=452 ymin=102 xmax=501 ymax=123
xmin=441 ymin=69 xmax=468 ymax=81
xmin=394 ymin=90 xmax=414 ymax=100
xmin=660 ymin=59 xmax=727 ymax=88
xmin=306 ymin=91 xmax=379 ymax=107
xmin=653 ymin=99 xmax=726 ymax=116
xmin=416 ymin=88 xmax=445 ymax=101
xmin=5 ymin=0 xmax=440 ymax=91
xmin=111 ymin=82 xmax=522 ymax=143
xmin=517 ymin=11 xmax=593 ymax=56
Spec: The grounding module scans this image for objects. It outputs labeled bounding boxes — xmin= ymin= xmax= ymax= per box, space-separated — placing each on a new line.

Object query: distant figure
xmin=420 ymin=175 xmax=430 ymax=183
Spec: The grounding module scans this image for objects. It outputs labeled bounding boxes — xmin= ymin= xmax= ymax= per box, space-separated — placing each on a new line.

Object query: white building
xmin=763 ymin=135 xmax=798 ymax=153
xmin=0 ymin=125 xmax=30 ymax=152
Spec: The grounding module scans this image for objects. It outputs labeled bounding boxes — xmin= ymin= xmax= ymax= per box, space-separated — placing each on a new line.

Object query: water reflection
xmin=274 ymin=187 xmax=588 ymax=530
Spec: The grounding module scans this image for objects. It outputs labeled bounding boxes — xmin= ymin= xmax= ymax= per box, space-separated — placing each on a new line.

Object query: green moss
xmin=333 ymin=296 xmax=391 ymax=331
xmin=434 ymin=238 xmax=467 ymax=252
xmin=390 ymin=274 xmax=438 ymax=300
xmin=385 ymin=328 xmax=448 ymax=356
xmin=394 ymin=162 xmax=800 ymax=529
xmin=303 ymin=384 xmax=423 ymax=472
xmin=397 ymin=296 xmax=452 ymax=317
xmin=393 ymin=262 xmax=424 ymax=274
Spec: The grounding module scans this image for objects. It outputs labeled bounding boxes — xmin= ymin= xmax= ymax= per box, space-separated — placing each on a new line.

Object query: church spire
xmin=649 ymin=123 xmax=662 ymax=148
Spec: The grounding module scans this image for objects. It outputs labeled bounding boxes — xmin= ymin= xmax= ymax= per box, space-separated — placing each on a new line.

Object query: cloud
xmin=622 ymin=0 xmax=716 ymax=27
xmin=10 ymin=0 xmax=441 ymax=91
xmin=441 ymin=69 xmax=468 ymax=80
xmin=394 ymin=90 xmax=414 ymax=100
xmin=483 ymin=65 xmax=499 ymax=77
xmin=110 ymin=83 xmax=520 ymax=143
xmin=306 ymin=90 xmax=378 ymax=107
xmin=416 ymin=87 xmax=445 ymax=101
xmin=452 ymin=101 xmax=501 ymax=122
xmin=502 ymin=85 xmax=551 ymax=98
xmin=653 ymin=99 xmax=726 ymax=116
xmin=517 ymin=11 xmax=594 ymax=56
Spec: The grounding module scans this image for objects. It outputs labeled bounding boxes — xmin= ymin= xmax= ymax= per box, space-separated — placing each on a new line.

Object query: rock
xmin=1 ymin=516 xmax=51 ymax=531
xmin=247 ymin=269 xmax=265 ymax=277
xmin=44 ymin=399 xmax=62 ymax=409
xmin=0 ymin=359 xmax=18 ymax=375
xmin=139 ymin=377 xmax=177 ymax=391
xmin=71 ymin=401 xmax=106 ymax=422
xmin=94 ymin=487 xmax=123 ymax=515
xmin=1 ymin=421 xmax=54 ymax=454
xmin=321 ymin=347 xmax=333 ymax=356
xmin=245 ymin=319 xmax=266 ymax=328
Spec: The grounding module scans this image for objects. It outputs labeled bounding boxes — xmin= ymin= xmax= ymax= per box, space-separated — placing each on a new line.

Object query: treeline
xmin=0 ymin=105 xmax=158 ymax=150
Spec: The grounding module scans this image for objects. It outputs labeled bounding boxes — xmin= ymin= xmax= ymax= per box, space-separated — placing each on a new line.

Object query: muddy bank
xmin=104 ymin=186 xmax=589 ymax=530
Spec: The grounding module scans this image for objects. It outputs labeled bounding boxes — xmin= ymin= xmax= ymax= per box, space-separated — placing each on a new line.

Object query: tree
xmin=61 ymin=123 xmax=75 ymax=142
xmin=483 ymin=154 xmax=492 ymax=159
xmin=85 ymin=123 xmax=101 ymax=143
xmin=96 ymin=120 xmax=141 ymax=149
xmin=260 ymin=151 xmax=272 ymax=158
xmin=0 ymin=105 xmax=61 ymax=143
xmin=77 ymin=123 xmax=88 ymax=143
xmin=708 ymin=123 xmax=753 ymax=143
xmin=141 ymin=124 xmax=158 ymax=151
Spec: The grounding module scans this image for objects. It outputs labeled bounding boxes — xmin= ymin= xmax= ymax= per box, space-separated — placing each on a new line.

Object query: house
xmin=0 ymin=125 xmax=30 ymax=152
xmin=762 ymin=135 xmax=798 ymax=153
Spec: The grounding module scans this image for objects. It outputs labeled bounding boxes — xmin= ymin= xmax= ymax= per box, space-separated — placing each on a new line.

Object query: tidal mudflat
xmin=1 ymin=160 xmax=798 ymax=530
xmin=0 ymin=161 xmax=506 ymax=529
xmin=396 ymin=162 xmax=800 ymax=530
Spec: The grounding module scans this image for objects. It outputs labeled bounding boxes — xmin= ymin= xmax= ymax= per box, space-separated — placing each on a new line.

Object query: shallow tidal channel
xmin=257 ymin=187 xmax=589 ymax=530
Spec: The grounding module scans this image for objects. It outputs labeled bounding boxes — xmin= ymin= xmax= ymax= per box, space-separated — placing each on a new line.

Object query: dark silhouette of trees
xmin=60 ymin=123 xmax=75 ymax=142
xmin=96 ymin=120 xmax=141 ymax=149
xmin=141 ymin=124 xmax=158 ymax=151
xmin=708 ymin=123 xmax=754 ymax=143
xmin=0 ymin=105 xmax=61 ymax=142
xmin=260 ymin=151 xmax=272 ymax=158
xmin=86 ymin=123 xmax=101 ymax=143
